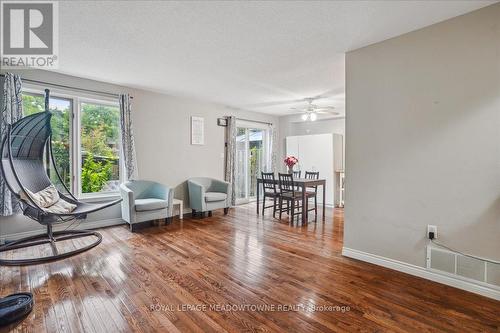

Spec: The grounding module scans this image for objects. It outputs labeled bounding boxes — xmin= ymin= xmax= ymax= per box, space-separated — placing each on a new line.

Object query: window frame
xmin=22 ymin=84 xmax=124 ymax=200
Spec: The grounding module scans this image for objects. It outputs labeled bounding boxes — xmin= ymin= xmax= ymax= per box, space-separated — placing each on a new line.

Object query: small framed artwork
xmin=217 ymin=118 xmax=228 ymax=127
xmin=191 ymin=116 xmax=204 ymax=145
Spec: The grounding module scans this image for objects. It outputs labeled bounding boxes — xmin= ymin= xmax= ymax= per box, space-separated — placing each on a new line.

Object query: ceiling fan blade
xmin=316 ymin=110 xmax=340 ymax=115
xmin=244 ymin=86 xmax=345 ymax=108
xmin=314 ymin=106 xmax=336 ymax=110
xmin=311 ymin=87 xmax=345 ymax=100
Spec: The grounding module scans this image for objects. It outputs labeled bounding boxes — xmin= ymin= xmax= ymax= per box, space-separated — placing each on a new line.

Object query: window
xmin=80 ymin=102 xmax=121 ymax=194
xmin=22 ymin=88 xmax=122 ymax=198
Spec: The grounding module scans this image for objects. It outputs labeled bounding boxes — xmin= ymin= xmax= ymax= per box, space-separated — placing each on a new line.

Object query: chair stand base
xmin=191 ymin=209 xmax=228 ymax=218
xmin=129 ymin=220 xmax=154 ymax=232
xmin=192 ymin=210 xmax=208 ymax=219
xmin=129 ymin=217 xmax=174 ymax=232
xmin=0 ymin=292 xmax=34 ymax=327
xmin=0 ymin=229 xmax=102 ymax=266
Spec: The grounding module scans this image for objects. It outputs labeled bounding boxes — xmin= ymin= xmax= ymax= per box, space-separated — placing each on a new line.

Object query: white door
xmin=235 ymin=123 xmax=268 ymax=204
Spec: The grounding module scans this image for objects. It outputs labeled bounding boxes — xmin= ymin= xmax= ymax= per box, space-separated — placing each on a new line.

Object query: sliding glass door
xmin=235 ymin=123 xmax=268 ymax=204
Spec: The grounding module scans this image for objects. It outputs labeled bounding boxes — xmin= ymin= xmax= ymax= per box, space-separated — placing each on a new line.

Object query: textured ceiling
xmin=54 ymin=1 xmax=495 ymax=115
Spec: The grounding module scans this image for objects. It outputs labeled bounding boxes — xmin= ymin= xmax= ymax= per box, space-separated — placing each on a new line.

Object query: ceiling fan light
xmin=310 ymin=113 xmax=317 ymax=121
xmin=301 ymin=113 xmax=308 ymax=121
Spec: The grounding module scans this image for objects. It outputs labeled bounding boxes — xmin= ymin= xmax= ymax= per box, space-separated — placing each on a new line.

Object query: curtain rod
xmin=0 ymin=73 xmax=133 ymax=99
xmin=234 ymin=117 xmax=273 ymax=126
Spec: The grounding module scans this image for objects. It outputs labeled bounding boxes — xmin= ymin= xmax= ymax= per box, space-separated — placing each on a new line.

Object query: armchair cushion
xmin=205 ymin=192 xmax=227 ymax=202
xmin=135 ymin=198 xmax=169 ymax=212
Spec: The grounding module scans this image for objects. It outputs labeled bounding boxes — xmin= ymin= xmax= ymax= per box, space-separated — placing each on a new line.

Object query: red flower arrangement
xmin=284 ymin=156 xmax=299 ymax=168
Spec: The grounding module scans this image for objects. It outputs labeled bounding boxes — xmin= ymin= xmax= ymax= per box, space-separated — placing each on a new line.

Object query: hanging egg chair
xmin=0 ymin=89 xmax=121 ymax=265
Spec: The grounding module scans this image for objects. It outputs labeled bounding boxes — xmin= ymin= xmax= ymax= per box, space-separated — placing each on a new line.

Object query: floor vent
xmin=426 ymin=246 xmax=500 ymax=288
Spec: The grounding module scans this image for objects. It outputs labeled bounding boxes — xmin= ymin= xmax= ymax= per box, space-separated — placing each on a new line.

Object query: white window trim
xmin=22 ymin=85 xmax=124 ymax=200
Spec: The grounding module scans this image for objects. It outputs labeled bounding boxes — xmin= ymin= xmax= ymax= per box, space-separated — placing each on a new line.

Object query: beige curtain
xmin=1 ymin=73 xmax=24 ymax=216
xmin=224 ymin=116 xmax=237 ymax=206
xmin=119 ymin=94 xmax=138 ymax=180
xmin=266 ymin=124 xmax=277 ymax=172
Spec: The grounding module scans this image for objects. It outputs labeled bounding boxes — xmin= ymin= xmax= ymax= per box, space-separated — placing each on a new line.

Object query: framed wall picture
xmin=191 ymin=116 xmax=204 ymax=145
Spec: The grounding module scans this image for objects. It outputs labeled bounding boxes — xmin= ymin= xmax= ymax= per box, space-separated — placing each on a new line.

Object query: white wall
xmin=345 ymin=3 xmax=500 ymax=266
xmin=0 ymin=69 xmax=278 ymax=238
xmin=130 ymin=89 xmax=277 ymax=205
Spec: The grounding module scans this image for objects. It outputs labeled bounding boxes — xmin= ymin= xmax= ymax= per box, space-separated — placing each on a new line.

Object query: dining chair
xmin=305 ymin=171 xmax=320 ymax=222
xmin=261 ymin=172 xmax=280 ymax=218
xmin=292 ymin=170 xmax=302 ymax=191
xmin=278 ymin=173 xmax=314 ymax=224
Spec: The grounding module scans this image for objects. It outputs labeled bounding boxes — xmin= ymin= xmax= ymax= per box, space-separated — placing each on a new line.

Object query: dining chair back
xmin=305 ymin=171 xmax=320 ymax=191
xmin=261 ymin=172 xmax=279 ymax=217
xmin=278 ymin=173 xmax=295 ymax=195
xmin=304 ymin=171 xmax=320 ymax=222
xmin=261 ymin=172 xmax=277 ymax=194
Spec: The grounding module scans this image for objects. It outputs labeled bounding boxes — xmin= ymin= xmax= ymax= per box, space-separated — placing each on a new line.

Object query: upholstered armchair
xmin=187 ymin=177 xmax=231 ymax=217
xmin=120 ymin=180 xmax=174 ymax=231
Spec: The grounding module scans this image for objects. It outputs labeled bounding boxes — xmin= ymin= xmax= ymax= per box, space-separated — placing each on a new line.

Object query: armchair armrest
xmin=212 ymin=179 xmax=232 ymax=208
xmin=120 ymin=183 xmax=135 ymax=223
xmin=188 ymin=179 xmax=206 ymax=212
xmin=166 ymin=187 xmax=174 ymax=217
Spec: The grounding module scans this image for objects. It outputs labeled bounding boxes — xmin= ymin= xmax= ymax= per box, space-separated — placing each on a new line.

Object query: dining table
xmin=256 ymin=177 xmax=326 ymax=224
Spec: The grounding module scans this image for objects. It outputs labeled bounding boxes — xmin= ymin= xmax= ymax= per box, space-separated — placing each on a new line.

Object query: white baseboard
xmin=0 ymin=218 xmax=126 ymax=244
xmin=342 ymin=247 xmax=500 ymax=301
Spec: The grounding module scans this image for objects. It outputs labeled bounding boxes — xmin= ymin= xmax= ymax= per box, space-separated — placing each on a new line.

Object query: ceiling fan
xmin=290 ymin=97 xmax=339 ymax=121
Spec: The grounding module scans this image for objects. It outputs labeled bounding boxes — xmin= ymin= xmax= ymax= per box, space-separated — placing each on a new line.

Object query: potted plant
xmin=284 ymin=156 xmax=299 ymax=174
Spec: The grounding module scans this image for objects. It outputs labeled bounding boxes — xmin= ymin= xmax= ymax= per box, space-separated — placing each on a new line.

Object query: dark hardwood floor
xmin=1 ymin=205 xmax=499 ymax=332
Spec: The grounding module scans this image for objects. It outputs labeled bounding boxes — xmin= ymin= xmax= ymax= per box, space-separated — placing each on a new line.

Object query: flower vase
xmin=287 ymin=166 xmax=294 ymax=174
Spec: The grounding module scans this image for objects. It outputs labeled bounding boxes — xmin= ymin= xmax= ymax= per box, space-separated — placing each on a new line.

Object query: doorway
xmin=235 ymin=123 xmax=268 ymax=204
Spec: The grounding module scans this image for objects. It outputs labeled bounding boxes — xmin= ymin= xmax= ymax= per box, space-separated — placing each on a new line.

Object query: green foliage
xmin=81 ymin=126 xmax=115 ymax=158
xmin=80 ymin=103 xmax=120 ymax=193
xmin=81 ymin=103 xmax=119 ymax=141
xmin=51 ymin=140 xmax=70 ymax=186
xmin=249 ymin=144 xmax=262 ymax=197
xmin=81 ymin=153 xmax=113 ymax=193
xmin=22 ymin=94 xmax=44 ymax=115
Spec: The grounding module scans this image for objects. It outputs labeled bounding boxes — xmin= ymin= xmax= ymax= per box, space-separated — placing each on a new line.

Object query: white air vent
xmin=426 ymin=246 xmax=500 ymax=289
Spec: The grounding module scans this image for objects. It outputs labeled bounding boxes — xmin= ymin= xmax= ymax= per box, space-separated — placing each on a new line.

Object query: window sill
xmin=78 ymin=193 xmax=121 ymax=203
